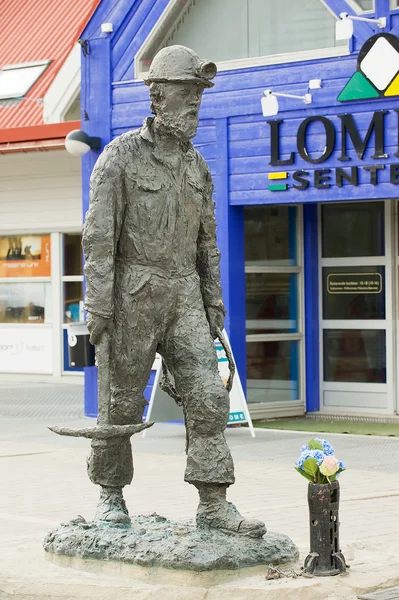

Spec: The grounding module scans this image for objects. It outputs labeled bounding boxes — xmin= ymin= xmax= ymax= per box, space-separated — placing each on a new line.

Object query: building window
xmin=0 ymin=235 xmax=51 ymax=277
xmin=244 ymin=205 xmax=303 ymax=405
xmin=0 ymin=61 xmax=50 ymax=100
xmin=321 ymin=202 xmax=385 ymax=258
xmin=346 ymin=0 xmax=374 ymax=12
xmin=64 ymin=93 xmax=81 ymax=121
xmin=0 ymin=234 xmax=52 ymax=324
xmin=136 ymin=0 xmax=345 ymax=77
xmin=323 ymin=329 xmax=386 ymax=383
xmin=0 ymin=282 xmax=52 ymax=324
xmin=62 ymin=234 xmax=83 ymax=323
xmin=61 ymin=234 xmax=84 ymax=372
xmin=391 ymin=0 xmax=399 ymax=9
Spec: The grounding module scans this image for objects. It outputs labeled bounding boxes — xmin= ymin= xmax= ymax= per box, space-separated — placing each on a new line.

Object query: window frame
xmin=133 ymin=0 xmax=349 ymax=81
xmin=318 ymin=199 xmax=394 ymax=414
xmin=0 ymin=278 xmax=52 ymax=325
xmin=345 ymin=0 xmax=375 ymax=14
xmin=61 ymin=233 xmax=84 ymax=326
xmin=0 ymin=60 xmax=51 ymax=100
xmin=244 ymin=204 xmax=305 ymax=410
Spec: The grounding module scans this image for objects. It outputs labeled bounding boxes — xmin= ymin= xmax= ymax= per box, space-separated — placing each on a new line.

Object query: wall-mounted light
xmin=65 ymin=130 xmax=101 ymax=156
xmin=261 ymin=80 xmax=321 ymax=117
xmin=336 ymin=12 xmax=387 ymax=41
xmin=101 ymin=22 xmax=114 ymax=33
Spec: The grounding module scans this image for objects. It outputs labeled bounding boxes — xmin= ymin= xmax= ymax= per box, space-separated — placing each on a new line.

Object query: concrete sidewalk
xmin=1 ymin=384 xmax=399 ymax=599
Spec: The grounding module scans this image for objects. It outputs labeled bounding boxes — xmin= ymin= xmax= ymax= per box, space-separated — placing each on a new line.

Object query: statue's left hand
xmin=206 ymin=305 xmax=225 ymax=340
xmin=86 ymin=312 xmax=111 ymax=345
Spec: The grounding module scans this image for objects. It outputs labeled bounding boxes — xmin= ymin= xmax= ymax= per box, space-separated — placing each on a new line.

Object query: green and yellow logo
xmin=267 ymin=172 xmax=288 ymax=191
xmin=338 ymin=33 xmax=399 ymax=102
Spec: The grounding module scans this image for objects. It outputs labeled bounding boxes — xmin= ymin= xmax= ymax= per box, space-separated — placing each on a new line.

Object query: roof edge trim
xmin=2 ymin=60 xmax=51 ymax=70
xmin=0 ymin=121 xmax=80 ymax=144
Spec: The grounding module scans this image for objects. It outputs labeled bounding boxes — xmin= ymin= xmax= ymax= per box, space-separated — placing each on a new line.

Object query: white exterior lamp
xmin=65 ymin=130 xmax=101 ymax=156
xmin=336 ymin=12 xmax=387 ymax=41
xmin=261 ymin=80 xmax=319 ymax=118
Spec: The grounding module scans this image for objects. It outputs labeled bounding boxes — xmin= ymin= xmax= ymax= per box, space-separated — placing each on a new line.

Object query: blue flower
xmin=296 ymin=448 xmax=325 ymax=469
xmin=315 ymin=438 xmax=335 ymax=456
xmin=338 ymin=460 xmax=345 ymax=470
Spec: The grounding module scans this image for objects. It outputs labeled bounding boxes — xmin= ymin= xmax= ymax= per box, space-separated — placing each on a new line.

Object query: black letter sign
xmin=338 ymin=111 xmax=388 ymax=161
xmin=314 ymin=169 xmax=332 ymax=188
xmin=336 ymin=167 xmax=359 ymax=187
xmin=293 ymin=170 xmax=310 ymax=190
xmin=363 ymin=164 xmax=385 ymax=184
xmin=268 ymin=120 xmax=295 ymax=166
xmin=297 ymin=117 xmax=336 ymax=164
xmin=391 ymin=164 xmax=399 ymax=183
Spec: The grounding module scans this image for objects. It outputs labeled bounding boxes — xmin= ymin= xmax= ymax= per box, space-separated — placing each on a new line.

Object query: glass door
xmin=319 ymin=200 xmax=394 ymax=413
xmin=244 ymin=205 xmax=304 ymax=411
xmin=61 ymin=233 xmax=84 ymax=372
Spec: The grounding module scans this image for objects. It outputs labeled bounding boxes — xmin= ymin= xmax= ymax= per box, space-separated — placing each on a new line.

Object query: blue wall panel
xmin=81 ymin=34 xmax=112 ymax=418
xmin=303 ymin=204 xmax=320 ymax=413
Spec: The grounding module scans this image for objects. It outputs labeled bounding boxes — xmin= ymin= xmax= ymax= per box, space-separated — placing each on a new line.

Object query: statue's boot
xmin=196 ymin=483 xmax=266 ymax=538
xmin=94 ymin=486 xmax=131 ymax=526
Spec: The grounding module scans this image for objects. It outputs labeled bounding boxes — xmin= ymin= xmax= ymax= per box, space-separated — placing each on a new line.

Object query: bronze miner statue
xmin=45 ymin=44 xmax=300 ymax=571
xmin=84 ymin=45 xmax=265 ymax=537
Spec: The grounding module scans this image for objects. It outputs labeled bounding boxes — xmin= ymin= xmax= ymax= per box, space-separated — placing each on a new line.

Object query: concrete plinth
xmin=43 ymin=513 xmax=299 ymax=571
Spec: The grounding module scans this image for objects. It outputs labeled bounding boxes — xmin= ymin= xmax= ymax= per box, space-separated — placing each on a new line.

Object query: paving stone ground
xmin=1 ymin=381 xmax=399 ymax=599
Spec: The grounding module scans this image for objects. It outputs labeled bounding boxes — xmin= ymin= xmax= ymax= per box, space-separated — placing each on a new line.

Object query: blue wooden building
xmin=81 ymin=0 xmax=399 ymax=420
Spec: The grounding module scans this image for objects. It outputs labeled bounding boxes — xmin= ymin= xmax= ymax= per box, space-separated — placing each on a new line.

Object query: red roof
xmin=0 ymin=0 xmax=100 ymax=130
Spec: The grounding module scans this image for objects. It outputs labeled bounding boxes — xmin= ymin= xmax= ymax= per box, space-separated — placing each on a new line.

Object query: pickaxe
xmin=49 ymin=329 xmax=154 ymax=441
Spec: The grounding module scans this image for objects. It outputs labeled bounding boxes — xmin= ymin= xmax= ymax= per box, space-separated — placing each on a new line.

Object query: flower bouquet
xmin=295 ymin=438 xmax=345 ymax=484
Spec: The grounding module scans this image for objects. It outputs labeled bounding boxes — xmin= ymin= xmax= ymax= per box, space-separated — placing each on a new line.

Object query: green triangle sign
xmin=338 ymin=71 xmax=380 ymax=102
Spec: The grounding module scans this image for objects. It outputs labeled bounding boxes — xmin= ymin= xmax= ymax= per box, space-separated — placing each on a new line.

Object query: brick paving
xmin=1 ymin=382 xmax=399 ymax=598
xmin=1 ymin=381 xmax=399 ymax=552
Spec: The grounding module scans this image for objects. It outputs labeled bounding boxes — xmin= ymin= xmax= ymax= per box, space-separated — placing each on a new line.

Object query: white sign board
xmin=144 ymin=330 xmax=255 ymax=437
xmin=0 ymin=326 xmax=53 ymax=373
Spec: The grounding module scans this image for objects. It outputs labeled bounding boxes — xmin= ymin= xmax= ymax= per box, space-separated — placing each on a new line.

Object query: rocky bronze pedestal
xmin=44 ymin=514 xmax=299 ymax=571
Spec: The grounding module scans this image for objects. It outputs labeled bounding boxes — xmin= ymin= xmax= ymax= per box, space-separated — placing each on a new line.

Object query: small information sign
xmin=327 ymin=273 xmax=382 ymax=294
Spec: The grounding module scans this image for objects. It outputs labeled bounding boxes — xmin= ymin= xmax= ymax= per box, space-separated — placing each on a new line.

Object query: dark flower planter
xmin=303 ymin=480 xmax=348 ymax=576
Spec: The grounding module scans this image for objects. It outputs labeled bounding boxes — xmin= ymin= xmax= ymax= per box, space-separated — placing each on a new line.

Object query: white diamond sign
xmin=360 ymin=36 xmax=399 ymax=91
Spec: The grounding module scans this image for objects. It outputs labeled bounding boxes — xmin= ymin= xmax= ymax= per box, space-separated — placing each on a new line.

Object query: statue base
xmin=43 ymin=513 xmax=299 ymax=571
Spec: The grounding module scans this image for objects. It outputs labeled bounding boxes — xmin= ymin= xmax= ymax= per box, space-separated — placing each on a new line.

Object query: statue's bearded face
xmin=150 ymin=82 xmax=204 ymax=141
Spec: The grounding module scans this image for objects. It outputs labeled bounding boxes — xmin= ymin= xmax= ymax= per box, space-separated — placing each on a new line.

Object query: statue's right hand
xmin=86 ymin=312 xmax=111 ymax=345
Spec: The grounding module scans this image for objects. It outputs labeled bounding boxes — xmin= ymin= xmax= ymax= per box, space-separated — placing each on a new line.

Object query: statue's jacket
xmin=83 ymin=117 xmax=224 ymax=320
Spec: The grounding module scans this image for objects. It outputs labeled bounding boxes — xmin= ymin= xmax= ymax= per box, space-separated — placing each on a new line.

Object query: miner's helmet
xmin=144 ymin=45 xmax=217 ymax=88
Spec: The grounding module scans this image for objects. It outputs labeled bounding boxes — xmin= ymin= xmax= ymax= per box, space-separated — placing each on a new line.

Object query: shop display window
xmin=244 ymin=204 xmax=302 ymax=405
xmin=323 ymin=329 xmax=386 ymax=383
xmin=246 ymin=273 xmax=298 ymax=334
xmin=322 ymin=202 xmax=385 ymax=258
xmin=63 ymin=234 xmax=83 ymax=276
xmin=0 ymin=282 xmax=52 ymax=324
xmin=62 ymin=234 xmax=84 ymax=325
xmin=322 ymin=266 xmax=385 ymax=320
xmin=63 ymin=281 xmax=84 ymax=323
xmin=0 ymin=234 xmax=51 ymax=277
xmin=244 ymin=206 xmax=297 ymax=266
xmin=246 ymin=340 xmax=300 ymax=403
